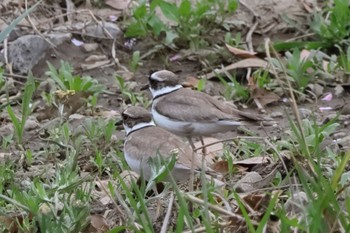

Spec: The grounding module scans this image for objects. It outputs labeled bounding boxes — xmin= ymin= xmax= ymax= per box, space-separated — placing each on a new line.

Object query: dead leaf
xmin=81 ymin=60 xmax=111 ymax=71
xmin=233 ymin=156 xmax=270 ymax=166
xmin=105 ymin=0 xmax=132 ymax=10
xmin=182 ymin=76 xmax=200 ymax=88
xmin=202 ymin=58 xmax=269 ymax=79
xmin=83 ymin=215 xmax=110 ymax=233
xmin=251 ymin=88 xmax=280 ymax=107
xmin=234 ymin=172 xmax=263 ymax=193
xmin=37 ymin=91 xmax=90 ymax=121
xmin=95 ymin=110 xmax=120 ymax=119
xmin=242 ymin=193 xmax=270 ymax=211
xmin=225 ymin=44 xmax=257 ymax=58
xmin=212 ymin=160 xmax=229 ymax=174
xmin=0 ymin=214 xmax=28 ymax=233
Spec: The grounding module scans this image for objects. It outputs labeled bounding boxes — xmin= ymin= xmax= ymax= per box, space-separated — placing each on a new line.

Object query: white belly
xmin=124 ymin=151 xmax=193 ymax=182
xmin=152 ymin=108 xmax=241 ymax=136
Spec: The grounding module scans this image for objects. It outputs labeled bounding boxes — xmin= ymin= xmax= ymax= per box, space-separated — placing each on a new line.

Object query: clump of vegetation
xmin=126 ymin=0 xmax=238 ymax=50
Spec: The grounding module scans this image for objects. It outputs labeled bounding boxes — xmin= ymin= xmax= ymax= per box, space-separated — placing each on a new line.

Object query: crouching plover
xmin=122 ymin=106 xmax=205 ymax=182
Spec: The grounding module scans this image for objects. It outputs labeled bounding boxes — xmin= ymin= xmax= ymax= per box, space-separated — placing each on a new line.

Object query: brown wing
xmin=124 ymin=126 xmax=202 ymax=169
xmin=155 ymin=88 xmax=262 ymax=122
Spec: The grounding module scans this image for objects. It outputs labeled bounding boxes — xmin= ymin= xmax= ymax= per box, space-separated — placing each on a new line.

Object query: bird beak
xmin=140 ymin=83 xmax=149 ymax=91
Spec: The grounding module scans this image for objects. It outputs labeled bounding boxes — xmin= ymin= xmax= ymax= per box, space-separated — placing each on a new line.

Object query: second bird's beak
xmin=140 ymin=83 xmax=149 ymax=91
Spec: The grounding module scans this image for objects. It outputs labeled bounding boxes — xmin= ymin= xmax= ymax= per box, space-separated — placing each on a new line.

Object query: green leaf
xmin=159 ymin=1 xmax=179 ymax=23
xmin=178 ymin=0 xmax=191 ymax=17
xmin=46 ymin=62 xmax=67 ymax=90
xmin=133 ymin=4 xmax=147 ymax=19
xmin=125 ymin=21 xmax=148 ymax=37
xmin=20 ymin=73 xmax=35 ymax=128
xmin=227 ymin=0 xmax=238 ymax=12
xmin=148 ymin=14 xmax=166 ymax=36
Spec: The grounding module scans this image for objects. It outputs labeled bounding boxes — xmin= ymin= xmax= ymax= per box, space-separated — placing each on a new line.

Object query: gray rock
xmin=270 ymin=111 xmax=283 ymax=118
xmin=299 ymin=108 xmax=312 ymax=118
xmin=46 ymin=32 xmax=72 ymax=46
xmin=334 ymin=84 xmax=344 ymax=97
xmin=234 ymin=172 xmax=262 ymax=193
xmin=84 ymin=21 xmax=123 ymax=39
xmin=83 ymin=43 xmax=99 ymax=52
xmin=284 ymin=191 xmax=308 ymax=214
xmin=7 ymin=35 xmax=50 ymax=74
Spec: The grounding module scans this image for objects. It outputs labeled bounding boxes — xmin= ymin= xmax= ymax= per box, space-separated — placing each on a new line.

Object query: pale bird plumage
xmin=149 ymin=70 xmax=263 ymax=138
xmin=122 ymin=106 xmax=204 ymax=182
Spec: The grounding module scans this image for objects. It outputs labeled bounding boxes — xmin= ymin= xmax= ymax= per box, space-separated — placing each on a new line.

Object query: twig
xmin=25 ymin=0 xmax=56 ymax=48
xmin=3 ymin=72 xmax=45 ymax=80
xmin=184 ymin=193 xmax=258 ymax=225
xmin=194 ymin=136 xmax=264 ymax=152
xmin=96 ymin=176 xmax=127 ymax=224
xmin=160 ymin=192 xmax=174 ymax=233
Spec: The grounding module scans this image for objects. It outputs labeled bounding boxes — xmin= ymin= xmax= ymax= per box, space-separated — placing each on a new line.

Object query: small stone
xmin=234 ymin=172 xmax=262 ymax=193
xmin=83 ymin=43 xmax=99 ymax=52
xmin=85 ymin=55 xmax=108 ymax=62
xmin=334 ymin=84 xmax=344 ymax=97
xmin=24 ymin=118 xmax=40 ymax=131
xmin=333 ymin=132 xmax=346 ymax=139
xmin=307 ymin=83 xmax=324 ymax=97
xmin=47 ymin=32 xmax=72 ymax=46
xmin=299 ymin=108 xmax=312 ymax=118
xmin=270 ymin=111 xmax=283 ymax=118
xmin=284 ymin=191 xmax=308 ymax=214
xmin=84 ymin=21 xmax=123 ymax=39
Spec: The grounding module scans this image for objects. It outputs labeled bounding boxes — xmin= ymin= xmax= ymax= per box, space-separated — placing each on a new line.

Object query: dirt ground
xmin=1 ymin=0 xmax=350 ymax=231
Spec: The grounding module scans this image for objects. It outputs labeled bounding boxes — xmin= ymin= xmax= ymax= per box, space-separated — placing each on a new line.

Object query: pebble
xmin=270 ymin=111 xmax=283 ymax=118
xmin=83 ymin=43 xmax=99 ymax=52
xmin=334 ymin=84 xmax=344 ymax=97
xmin=299 ymin=108 xmax=312 ymax=118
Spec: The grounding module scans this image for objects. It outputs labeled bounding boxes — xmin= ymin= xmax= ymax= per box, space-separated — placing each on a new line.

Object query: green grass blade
xmin=0 ymin=0 xmax=42 ymax=43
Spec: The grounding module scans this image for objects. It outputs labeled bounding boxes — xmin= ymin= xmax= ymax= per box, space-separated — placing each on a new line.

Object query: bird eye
xmin=149 ymin=77 xmax=157 ymax=86
xmin=121 ymin=113 xmax=128 ymax=121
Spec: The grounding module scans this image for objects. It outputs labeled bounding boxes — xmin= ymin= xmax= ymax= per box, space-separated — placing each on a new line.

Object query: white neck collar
xmin=150 ymin=85 xmax=182 ymax=98
xmin=124 ymin=121 xmax=155 ymax=135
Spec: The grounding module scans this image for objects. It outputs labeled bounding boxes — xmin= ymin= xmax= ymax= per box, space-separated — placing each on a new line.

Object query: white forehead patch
xmin=150 ymin=72 xmax=166 ymax=81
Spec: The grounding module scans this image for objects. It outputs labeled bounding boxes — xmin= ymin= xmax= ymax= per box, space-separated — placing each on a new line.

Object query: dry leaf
xmin=225 ymin=44 xmax=257 ymax=58
xmin=83 ymin=215 xmax=110 ymax=233
xmin=182 ymin=76 xmax=199 ymax=88
xmin=105 ymin=0 xmax=131 ymax=10
xmin=203 ymin=58 xmax=269 ymax=79
xmin=233 ymin=156 xmax=270 ymax=166
xmin=251 ymin=88 xmax=280 ymax=107
xmin=242 ymin=193 xmax=270 ymax=211
xmin=212 ymin=160 xmax=229 ymax=174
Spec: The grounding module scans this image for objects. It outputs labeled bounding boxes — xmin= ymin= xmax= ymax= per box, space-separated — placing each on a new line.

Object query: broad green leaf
xmin=178 ymin=0 xmax=191 ymax=17
xmin=133 ymin=5 xmax=147 ymax=19
xmin=125 ymin=21 xmax=148 ymax=37
xmin=159 ymin=1 xmax=179 ymax=23
xmin=148 ymin=14 xmax=166 ymax=36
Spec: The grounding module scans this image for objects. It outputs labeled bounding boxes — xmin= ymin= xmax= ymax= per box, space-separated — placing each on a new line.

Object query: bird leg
xmin=186 ymin=137 xmax=196 ymax=193
xmin=200 ymin=136 xmax=207 ymax=155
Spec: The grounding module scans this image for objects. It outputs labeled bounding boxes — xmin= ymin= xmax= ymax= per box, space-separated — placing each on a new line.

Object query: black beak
xmin=140 ymin=83 xmax=149 ymax=91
